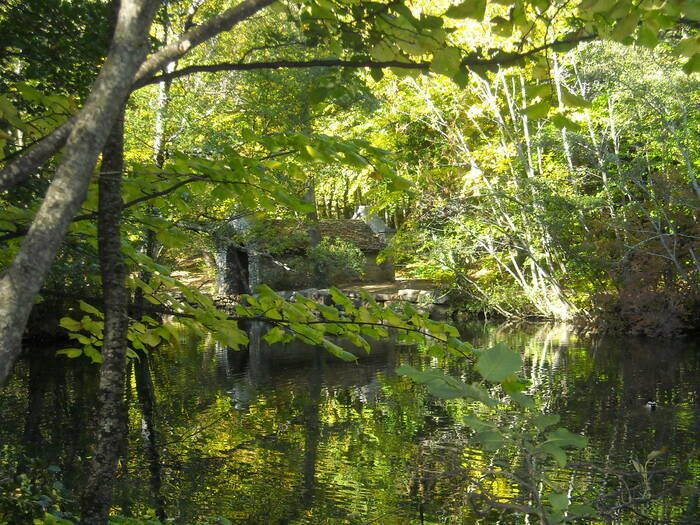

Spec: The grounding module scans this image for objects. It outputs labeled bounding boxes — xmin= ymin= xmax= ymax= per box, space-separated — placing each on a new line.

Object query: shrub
xmin=307 ymin=237 xmax=366 ymax=286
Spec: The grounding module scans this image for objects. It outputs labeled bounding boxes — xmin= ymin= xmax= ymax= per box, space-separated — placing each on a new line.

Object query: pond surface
xmin=1 ymin=323 xmax=698 ymax=524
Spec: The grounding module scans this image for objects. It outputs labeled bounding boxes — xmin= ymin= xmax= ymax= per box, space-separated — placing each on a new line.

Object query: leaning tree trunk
xmin=0 ymin=0 xmax=158 ymax=386
xmin=80 ymin=110 xmax=130 ymax=525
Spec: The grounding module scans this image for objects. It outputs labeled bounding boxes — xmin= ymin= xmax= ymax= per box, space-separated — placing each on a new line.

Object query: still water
xmin=1 ymin=323 xmax=698 ymax=524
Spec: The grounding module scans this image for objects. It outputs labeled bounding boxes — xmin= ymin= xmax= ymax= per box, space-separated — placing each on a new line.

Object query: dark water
xmin=1 ymin=323 xmax=698 ymax=524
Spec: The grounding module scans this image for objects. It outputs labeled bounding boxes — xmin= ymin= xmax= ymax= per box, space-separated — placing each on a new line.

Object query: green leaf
xmin=0 ymin=95 xmax=23 ymax=128
xmin=522 ymin=99 xmax=551 ymax=120
xmin=551 ymin=112 xmax=582 ymax=132
xmin=264 ymin=326 xmax=288 ymax=344
xmin=676 ymin=36 xmax=700 ymax=57
xmin=463 ymin=383 xmax=499 ymax=406
xmin=140 ymin=331 xmax=161 ymax=347
xmin=396 ymin=365 xmax=465 ymax=399
xmin=525 ymin=83 xmax=551 ymax=99
xmin=56 ymin=348 xmax=82 ymax=358
xmin=637 ymin=24 xmax=658 ymax=47
xmin=430 ymin=47 xmax=462 ymax=78
xmin=475 ymin=430 xmax=506 ymax=451
xmin=491 ymin=16 xmax=513 ymax=37
xmin=83 ymin=345 xmax=103 ymax=364
xmin=501 ymin=375 xmax=528 ymax=393
xmin=683 ymin=53 xmax=700 ymax=74
xmin=646 ymin=448 xmax=665 ymax=461
xmin=322 ymin=339 xmax=357 ymax=361
xmin=569 ymin=503 xmax=596 ymax=517
xmin=15 ymin=82 xmax=44 ymax=103
xmin=545 ymin=427 xmax=587 ymax=449
xmin=547 ymin=491 xmax=569 ymax=512
xmin=463 ymin=415 xmax=495 ymax=431
xmin=510 ymin=391 xmax=535 ymax=408
xmin=212 ymin=321 xmax=249 ymax=349
xmin=397 ymin=365 xmax=498 ymax=403
xmin=476 ymin=343 xmax=522 ymax=382
xmin=682 ymin=0 xmax=700 ymax=21
xmin=79 ymin=301 xmax=103 ymax=317
xmin=611 ymin=9 xmax=640 ymax=41
xmin=0 ymin=219 xmax=16 ymax=231
xmin=370 ymin=41 xmax=396 ymax=62
xmin=547 ymin=510 xmax=565 ymax=524
xmin=533 ymin=414 xmax=561 ymax=430
xmin=59 ymin=317 xmax=82 ymax=331
xmin=446 ymin=0 xmax=487 ymax=20
xmin=370 ymin=68 xmax=384 ymax=82
xmin=329 ymin=287 xmax=355 ymax=310
xmin=451 ymin=66 xmax=469 ymax=88
xmin=536 ymin=442 xmax=568 ymax=466
xmin=561 ymin=88 xmax=591 ymax=108
xmin=631 ymin=458 xmax=644 ymax=473
xmin=447 ymin=336 xmax=474 ymax=355
xmin=584 ymin=0 xmax=618 ymax=15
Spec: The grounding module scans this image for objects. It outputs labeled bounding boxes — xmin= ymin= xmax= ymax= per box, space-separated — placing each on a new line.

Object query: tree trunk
xmin=80 ymin=110 xmax=130 ymax=525
xmin=0 ymin=0 xmax=158 ymax=386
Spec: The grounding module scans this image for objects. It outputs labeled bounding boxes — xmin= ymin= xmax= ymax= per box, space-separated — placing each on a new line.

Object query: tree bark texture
xmin=0 ymin=118 xmax=73 ymax=192
xmin=80 ymin=109 xmax=130 ymax=525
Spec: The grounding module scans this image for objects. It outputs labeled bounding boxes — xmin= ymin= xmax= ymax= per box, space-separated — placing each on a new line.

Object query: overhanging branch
xmin=147 ymin=34 xmax=596 ymax=85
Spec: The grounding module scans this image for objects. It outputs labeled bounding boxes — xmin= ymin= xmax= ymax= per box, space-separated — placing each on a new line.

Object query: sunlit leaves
xmin=431 ymin=47 xmax=462 ymax=79
xmin=522 ymin=99 xmax=551 ymax=119
xmin=56 ymin=348 xmax=82 ymax=359
xmin=446 ymin=0 xmax=487 ymax=20
xmin=550 ymin=112 xmax=582 ymax=131
xmin=560 ymin=87 xmax=591 ymax=108
xmin=322 ymin=339 xmax=357 ymax=361
xmin=238 ymin=284 xmax=468 ymax=364
xmin=263 ymin=326 xmax=288 ymax=344
xmin=611 ymin=9 xmax=640 ymax=42
xmin=0 ymin=83 xmax=76 ymax=159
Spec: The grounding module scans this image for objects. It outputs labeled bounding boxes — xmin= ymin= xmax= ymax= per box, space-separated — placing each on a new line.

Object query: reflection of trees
xmin=1 ymin=326 xmax=696 ymax=523
xmin=130 ymin=328 xmax=700 ymax=523
xmin=18 ymin=350 xmax=97 ymax=486
xmin=451 ymin=323 xmax=699 ymax=523
xmin=301 ymin=350 xmax=321 ymax=507
xmin=134 ymin=353 xmax=166 ymax=521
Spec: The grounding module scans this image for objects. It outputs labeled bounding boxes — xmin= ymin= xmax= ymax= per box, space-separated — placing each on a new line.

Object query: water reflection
xmin=0 ymin=323 xmax=697 ymax=523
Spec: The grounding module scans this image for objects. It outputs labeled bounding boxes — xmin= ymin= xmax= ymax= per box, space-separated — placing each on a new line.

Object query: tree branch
xmin=132 ymin=0 xmax=278 ymax=87
xmin=147 ymin=34 xmax=597 ymax=85
xmin=0 ymin=118 xmax=73 ymax=192
xmin=0 ymin=0 xmax=278 ymax=192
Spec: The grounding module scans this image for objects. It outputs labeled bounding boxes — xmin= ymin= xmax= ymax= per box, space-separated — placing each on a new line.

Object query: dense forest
xmin=0 ymin=0 xmax=698 ymax=524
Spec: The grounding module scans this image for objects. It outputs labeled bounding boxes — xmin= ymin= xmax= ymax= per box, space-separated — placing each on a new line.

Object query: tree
xmin=0 ymin=1 xmax=698 ymax=522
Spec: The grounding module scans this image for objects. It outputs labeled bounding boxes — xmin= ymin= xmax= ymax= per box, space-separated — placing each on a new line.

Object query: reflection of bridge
xmin=214 ymin=322 xmax=399 ymax=412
